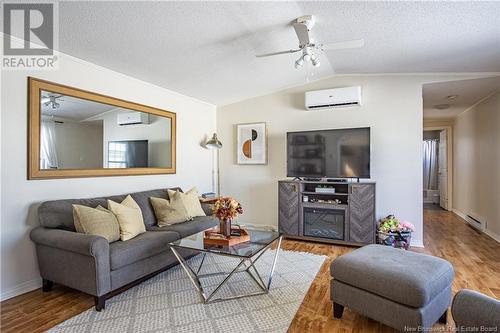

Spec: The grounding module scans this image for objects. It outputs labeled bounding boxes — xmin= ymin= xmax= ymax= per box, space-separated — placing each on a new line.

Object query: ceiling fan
xmin=256 ymin=15 xmax=364 ymax=69
xmin=41 ymin=94 xmax=63 ymax=109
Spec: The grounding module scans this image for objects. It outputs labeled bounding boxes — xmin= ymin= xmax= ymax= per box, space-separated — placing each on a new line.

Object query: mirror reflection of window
xmin=107 ymin=140 xmax=148 ymax=168
xmin=107 ymin=142 xmax=128 ymax=168
xmin=40 ymin=120 xmax=59 ymax=169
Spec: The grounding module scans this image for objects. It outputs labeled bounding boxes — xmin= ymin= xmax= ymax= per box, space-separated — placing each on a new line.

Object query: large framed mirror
xmin=28 ymin=77 xmax=176 ymax=179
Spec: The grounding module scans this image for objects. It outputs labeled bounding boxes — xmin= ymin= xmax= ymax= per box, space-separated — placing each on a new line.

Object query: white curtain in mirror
xmin=423 ymin=139 xmax=438 ymax=190
xmin=41 ymin=120 xmax=59 ymax=169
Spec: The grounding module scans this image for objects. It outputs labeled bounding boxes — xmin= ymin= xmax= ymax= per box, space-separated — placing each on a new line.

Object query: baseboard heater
xmin=465 ymin=214 xmax=485 ymax=232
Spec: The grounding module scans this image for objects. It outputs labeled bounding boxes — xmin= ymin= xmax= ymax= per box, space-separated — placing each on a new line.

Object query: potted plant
xmin=212 ymin=197 xmax=243 ymax=237
xmin=377 ymin=215 xmax=415 ymax=250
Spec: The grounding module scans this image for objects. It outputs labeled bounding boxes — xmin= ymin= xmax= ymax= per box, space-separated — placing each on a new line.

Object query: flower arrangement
xmin=212 ymin=197 xmax=243 ymax=237
xmin=377 ymin=215 xmax=415 ymax=250
xmin=212 ymin=197 xmax=243 ymax=221
xmin=378 ymin=215 xmax=416 ymax=233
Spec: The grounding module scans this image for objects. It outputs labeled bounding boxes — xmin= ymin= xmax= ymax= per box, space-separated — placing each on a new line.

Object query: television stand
xmin=278 ymin=179 xmax=376 ymax=246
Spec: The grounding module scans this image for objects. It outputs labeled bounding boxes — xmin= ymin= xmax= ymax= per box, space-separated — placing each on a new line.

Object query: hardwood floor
xmin=1 ymin=208 xmax=499 ymax=333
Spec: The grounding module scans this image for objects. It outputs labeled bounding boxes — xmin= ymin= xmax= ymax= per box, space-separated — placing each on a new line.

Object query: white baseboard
xmin=0 ymin=278 xmax=41 ymax=302
xmin=452 ymin=209 xmax=467 ymax=220
xmin=411 ymin=239 xmax=424 ymax=248
xmin=452 ymin=209 xmax=499 ymax=243
xmin=485 ymin=229 xmax=500 ymax=243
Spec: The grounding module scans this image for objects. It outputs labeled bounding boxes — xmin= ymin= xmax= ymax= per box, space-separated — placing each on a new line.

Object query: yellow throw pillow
xmin=150 ymin=196 xmax=192 ymax=226
xmin=72 ymin=204 xmax=120 ymax=243
xmin=107 ymin=195 xmax=146 ymax=241
xmin=167 ymin=187 xmax=206 ymax=217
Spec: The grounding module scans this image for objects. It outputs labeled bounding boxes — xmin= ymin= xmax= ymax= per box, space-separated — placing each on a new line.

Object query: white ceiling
xmin=423 ymin=76 xmax=500 ymax=119
xmin=41 ymin=91 xmax=115 ymax=121
xmin=15 ymin=2 xmax=500 ymax=105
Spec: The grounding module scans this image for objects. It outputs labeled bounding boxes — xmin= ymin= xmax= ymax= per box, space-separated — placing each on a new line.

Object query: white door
xmin=439 ymin=130 xmax=449 ymax=210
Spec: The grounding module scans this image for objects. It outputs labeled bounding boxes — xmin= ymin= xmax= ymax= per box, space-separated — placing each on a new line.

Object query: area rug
xmin=48 ymin=250 xmax=326 ymax=333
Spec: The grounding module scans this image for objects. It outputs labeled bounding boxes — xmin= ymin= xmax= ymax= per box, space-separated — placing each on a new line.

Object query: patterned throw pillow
xmin=72 ymin=204 xmax=120 ymax=243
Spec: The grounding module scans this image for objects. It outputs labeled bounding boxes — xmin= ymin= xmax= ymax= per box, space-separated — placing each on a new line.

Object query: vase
xmin=219 ymin=219 xmax=232 ymax=237
xmin=377 ymin=230 xmax=412 ymax=250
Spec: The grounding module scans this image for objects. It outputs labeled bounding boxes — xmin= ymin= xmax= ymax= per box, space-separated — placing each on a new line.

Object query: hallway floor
xmin=1 ymin=208 xmax=499 ymax=333
xmin=424 ymin=203 xmax=446 ymax=211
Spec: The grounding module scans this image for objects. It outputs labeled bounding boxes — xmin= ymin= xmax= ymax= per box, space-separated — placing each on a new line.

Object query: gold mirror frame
xmin=28 ymin=77 xmax=176 ymax=179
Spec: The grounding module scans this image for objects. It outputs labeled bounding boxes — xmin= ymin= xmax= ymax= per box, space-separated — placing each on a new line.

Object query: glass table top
xmin=169 ymin=227 xmax=282 ymax=258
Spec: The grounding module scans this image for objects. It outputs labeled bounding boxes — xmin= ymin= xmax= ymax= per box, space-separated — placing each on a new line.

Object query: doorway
xmin=423 ymin=127 xmax=452 ymax=211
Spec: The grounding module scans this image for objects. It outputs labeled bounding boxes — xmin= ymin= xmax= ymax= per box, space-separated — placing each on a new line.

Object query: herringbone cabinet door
xmin=349 ymin=185 xmax=375 ymax=243
xmin=278 ymin=182 xmax=299 ymax=236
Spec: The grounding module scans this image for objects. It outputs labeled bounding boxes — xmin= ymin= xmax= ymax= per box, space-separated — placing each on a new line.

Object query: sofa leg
xmin=438 ymin=310 xmax=447 ymax=324
xmin=94 ymin=296 xmax=106 ymax=311
xmin=333 ymin=302 xmax=344 ymax=319
xmin=42 ymin=279 xmax=53 ymax=292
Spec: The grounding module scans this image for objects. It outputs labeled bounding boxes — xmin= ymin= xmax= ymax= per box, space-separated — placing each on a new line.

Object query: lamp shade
xmin=206 ymin=133 xmax=222 ymax=149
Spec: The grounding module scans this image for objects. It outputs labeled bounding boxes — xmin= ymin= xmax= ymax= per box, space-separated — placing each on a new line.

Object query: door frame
xmin=423 ymin=125 xmax=453 ymax=211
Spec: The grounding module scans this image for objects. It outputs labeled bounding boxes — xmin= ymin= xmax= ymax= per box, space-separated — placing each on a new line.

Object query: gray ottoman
xmin=330 ymin=244 xmax=454 ymax=331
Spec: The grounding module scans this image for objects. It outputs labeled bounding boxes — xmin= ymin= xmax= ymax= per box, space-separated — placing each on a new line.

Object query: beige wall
xmin=218 ymin=75 xmax=428 ymax=246
xmin=1 ymin=43 xmax=216 ymax=300
xmin=54 ymin=122 xmax=104 ymax=169
xmin=453 ymin=91 xmax=500 ymax=240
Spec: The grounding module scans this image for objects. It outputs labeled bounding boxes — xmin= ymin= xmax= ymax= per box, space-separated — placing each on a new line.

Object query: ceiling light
xmin=294 ymin=57 xmax=304 ymax=69
xmin=310 ymin=53 xmax=320 ymax=67
xmin=434 ymin=104 xmax=450 ymax=110
xmin=446 ymin=95 xmax=459 ymax=100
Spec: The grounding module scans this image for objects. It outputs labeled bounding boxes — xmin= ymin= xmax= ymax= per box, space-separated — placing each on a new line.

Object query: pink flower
xmin=400 ymin=221 xmax=416 ymax=232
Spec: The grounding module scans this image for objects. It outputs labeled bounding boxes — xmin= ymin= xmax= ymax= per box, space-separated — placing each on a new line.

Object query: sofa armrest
xmin=30 ymin=226 xmax=109 ymax=257
xmin=30 ymin=227 xmax=111 ymax=296
xmin=452 ymin=289 xmax=500 ymax=330
xmin=201 ymin=202 xmax=214 ymax=216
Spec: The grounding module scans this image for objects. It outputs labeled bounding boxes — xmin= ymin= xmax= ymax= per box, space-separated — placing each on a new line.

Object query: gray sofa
xmin=452 ymin=289 xmax=500 ymax=332
xmin=30 ymin=188 xmax=218 ymax=311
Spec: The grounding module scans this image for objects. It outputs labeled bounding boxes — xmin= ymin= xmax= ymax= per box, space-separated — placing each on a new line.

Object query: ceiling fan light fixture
xmin=310 ymin=53 xmax=320 ymax=67
xmin=255 ymin=15 xmax=364 ymax=71
xmin=294 ymin=57 xmax=304 ymax=69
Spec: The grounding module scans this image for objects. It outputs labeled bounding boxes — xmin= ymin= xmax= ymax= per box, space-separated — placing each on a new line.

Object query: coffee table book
xmin=203 ymin=228 xmax=250 ymax=247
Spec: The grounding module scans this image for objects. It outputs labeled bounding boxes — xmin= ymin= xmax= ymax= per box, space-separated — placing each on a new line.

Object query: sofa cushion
xmin=168 ymin=188 xmax=206 ymax=217
xmin=150 ymin=196 xmax=192 ymax=226
xmin=38 ymin=188 xmax=181 ymax=230
xmin=72 ymin=204 xmax=120 ymax=242
xmin=147 ymin=216 xmax=218 ymax=238
xmin=330 ymin=244 xmax=454 ymax=308
xmin=108 ymin=195 xmax=146 ymax=241
xmin=109 ymin=231 xmax=179 ymax=270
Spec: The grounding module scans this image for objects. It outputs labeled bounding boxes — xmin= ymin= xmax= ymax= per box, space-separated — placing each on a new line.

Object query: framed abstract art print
xmin=236 ymin=122 xmax=267 ymax=164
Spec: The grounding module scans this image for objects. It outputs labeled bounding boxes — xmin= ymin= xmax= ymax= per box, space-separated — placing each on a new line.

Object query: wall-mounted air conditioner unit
xmin=117 ymin=112 xmax=150 ymax=126
xmin=305 ymin=86 xmax=362 ymax=110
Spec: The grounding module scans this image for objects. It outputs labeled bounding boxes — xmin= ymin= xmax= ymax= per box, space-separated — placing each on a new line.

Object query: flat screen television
xmin=108 ymin=140 xmax=148 ymax=168
xmin=287 ymin=127 xmax=370 ymax=179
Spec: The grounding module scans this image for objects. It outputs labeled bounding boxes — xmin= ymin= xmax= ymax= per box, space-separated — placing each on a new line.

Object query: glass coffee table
xmin=169 ymin=227 xmax=282 ymax=303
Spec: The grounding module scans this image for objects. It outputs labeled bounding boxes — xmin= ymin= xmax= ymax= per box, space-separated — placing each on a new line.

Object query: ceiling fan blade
xmin=255 ymin=49 xmax=301 ymax=58
xmin=319 ymin=39 xmax=365 ymax=51
xmin=293 ymin=23 xmax=310 ymax=47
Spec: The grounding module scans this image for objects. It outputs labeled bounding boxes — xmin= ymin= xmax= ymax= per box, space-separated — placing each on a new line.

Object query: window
xmin=108 ymin=142 xmax=127 ymax=168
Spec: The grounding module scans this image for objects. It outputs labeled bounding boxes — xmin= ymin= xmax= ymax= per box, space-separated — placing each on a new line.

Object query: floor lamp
xmin=205 ymin=133 xmax=222 ymax=197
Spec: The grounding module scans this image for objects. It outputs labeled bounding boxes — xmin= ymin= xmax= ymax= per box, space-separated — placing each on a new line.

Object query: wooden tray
xmin=203 ymin=228 xmax=250 ymax=247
